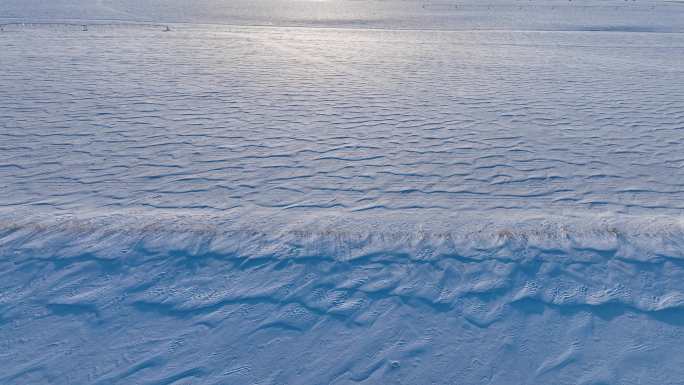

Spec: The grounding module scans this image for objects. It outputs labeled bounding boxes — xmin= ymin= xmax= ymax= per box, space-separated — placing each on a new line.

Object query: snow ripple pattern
xmin=2 ymin=28 xmax=684 ymax=215
xmin=3 ymin=21 xmax=684 ymax=385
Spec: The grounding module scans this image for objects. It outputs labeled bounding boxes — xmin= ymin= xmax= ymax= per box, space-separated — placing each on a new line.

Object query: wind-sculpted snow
xmin=2 ymin=15 xmax=684 ymax=385
xmin=2 ymin=27 xmax=684 ymax=216
xmin=3 ymin=210 xmax=684 ymax=383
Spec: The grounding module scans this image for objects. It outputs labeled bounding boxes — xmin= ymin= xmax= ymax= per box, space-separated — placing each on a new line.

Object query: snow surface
xmin=2 ymin=1 xmax=684 ymax=384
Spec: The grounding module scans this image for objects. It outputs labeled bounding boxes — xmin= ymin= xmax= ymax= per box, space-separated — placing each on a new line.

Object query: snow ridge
xmin=4 ymin=210 xmax=684 ymax=317
xmin=4 ymin=209 xmax=684 ymax=383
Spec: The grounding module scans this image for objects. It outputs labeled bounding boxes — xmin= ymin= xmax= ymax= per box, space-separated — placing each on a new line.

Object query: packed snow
xmin=2 ymin=1 xmax=684 ymax=384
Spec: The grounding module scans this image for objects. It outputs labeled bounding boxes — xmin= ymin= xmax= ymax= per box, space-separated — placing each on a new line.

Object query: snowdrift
xmin=3 ymin=209 xmax=684 ymax=383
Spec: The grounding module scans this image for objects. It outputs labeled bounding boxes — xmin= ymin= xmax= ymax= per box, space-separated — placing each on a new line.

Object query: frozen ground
xmin=2 ymin=1 xmax=684 ymax=384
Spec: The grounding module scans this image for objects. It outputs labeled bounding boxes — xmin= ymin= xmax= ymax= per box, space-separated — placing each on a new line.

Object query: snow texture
xmin=2 ymin=1 xmax=684 ymax=384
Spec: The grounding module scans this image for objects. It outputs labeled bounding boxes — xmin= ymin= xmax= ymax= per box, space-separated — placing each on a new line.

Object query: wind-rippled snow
xmin=2 ymin=1 xmax=684 ymax=384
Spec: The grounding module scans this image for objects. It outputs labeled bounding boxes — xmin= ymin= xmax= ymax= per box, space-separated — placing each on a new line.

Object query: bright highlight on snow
xmin=1 ymin=1 xmax=684 ymax=384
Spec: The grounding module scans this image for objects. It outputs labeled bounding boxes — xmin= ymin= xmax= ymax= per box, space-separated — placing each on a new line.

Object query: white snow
xmin=2 ymin=1 xmax=684 ymax=384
